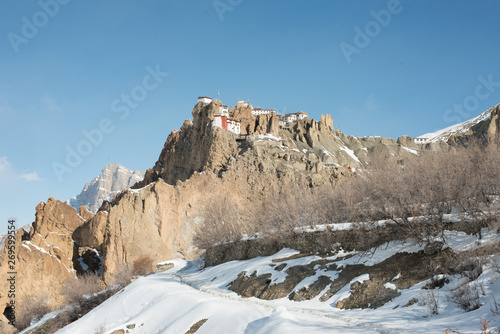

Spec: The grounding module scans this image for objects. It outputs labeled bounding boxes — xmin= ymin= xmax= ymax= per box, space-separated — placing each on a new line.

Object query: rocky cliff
xmin=68 ymin=163 xmax=144 ymax=213
xmin=102 ymin=100 xmax=451 ymax=282
xmin=0 ymin=198 xmax=85 ymax=321
xmin=137 ymin=101 xmax=241 ymax=186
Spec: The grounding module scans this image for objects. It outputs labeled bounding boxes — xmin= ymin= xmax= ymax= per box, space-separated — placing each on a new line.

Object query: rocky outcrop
xmin=279 ymin=114 xmax=440 ymax=168
xmin=4 ymin=100 xmax=499 ymax=329
xmin=253 ymin=114 xmax=280 ymax=135
xmin=31 ymin=197 xmax=84 ymax=240
xmin=335 ymin=279 xmax=401 ymax=309
xmin=79 ymin=206 xmax=94 ymax=221
xmin=0 ymin=321 xmax=17 ymax=334
xmin=448 ymin=104 xmax=500 ymax=145
xmin=102 ymin=179 xmax=205 ymax=281
xmin=230 ymin=103 xmax=280 ymax=136
xmin=229 ymin=264 xmax=317 ymax=300
xmin=0 ymin=198 xmax=86 ymax=320
xmin=30 ymin=198 xmax=85 ymax=270
xmin=68 ymin=163 xmax=145 ymax=214
xmin=225 ymin=246 xmax=450 ymax=309
xmin=231 ymin=104 xmax=254 ymax=135
xmin=137 ymin=101 xmax=241 ymax=187
xmin=73 ymin=210 xmax=108 ymax=252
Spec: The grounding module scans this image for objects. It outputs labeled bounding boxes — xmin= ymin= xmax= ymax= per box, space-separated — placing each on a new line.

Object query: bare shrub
xmin=108 ymin=265 xmax=133 ymax=288
xmin=132 ymin=255 xmax=154 ymax=276
xmin=197 ymin=138 xmax=500 ymax=256
xmin=194 ymin=195 xmax=246 ymax=249
xmin=333 ymin=141 xmax=500 ymax=244
xmin=94 ymin=324 xmax=107 ymax=334
xmin=193 ymin=181 xmax=335 ymax=250
xmin=15 ymin=294 xmax=53 ymax=330
xmin=445 ymin=319 xmax=500 ymax=334
xmin=420 ymin=290 xmax=440 ymax=315
xmin=62 ymin=273 xmax=103 ymax=306
xmin=490 ymin=293 xmax=499 ymax=316
xmin=489 ymin=255 xmax=500 ymax=278
xmin=21 ymin=289 xmax=117 ymax=333
xmin=448 ymin=281 xmax=484 ymax=312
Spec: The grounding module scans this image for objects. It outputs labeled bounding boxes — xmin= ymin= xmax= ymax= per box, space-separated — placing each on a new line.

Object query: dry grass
xmin=108 ymin=265 xmax=133 ymax=288
xmin=61 ymin=273 xmax=104 ymax=305
xmin=15 ymin=294 xmax=53 ymax=330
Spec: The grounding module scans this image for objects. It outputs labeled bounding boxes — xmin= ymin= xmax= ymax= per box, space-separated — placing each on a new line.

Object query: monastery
xmin=197 ymin=96 xmax=309 ymax=135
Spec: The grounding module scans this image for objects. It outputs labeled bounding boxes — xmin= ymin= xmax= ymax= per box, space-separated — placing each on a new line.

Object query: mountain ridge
xmin=67 ymin=163 xmax=145 ymax=214
xmin=417 ymin=104 xmax=500 ymax=143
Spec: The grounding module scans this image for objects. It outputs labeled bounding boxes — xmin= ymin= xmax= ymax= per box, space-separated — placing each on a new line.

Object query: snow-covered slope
xmin=67 ymin=163 xmax=144 ymax=213
xmin=52 ymin=230 xmax=500 ymax=334
xmin=416 ymin=105 xmax=497 ymax=143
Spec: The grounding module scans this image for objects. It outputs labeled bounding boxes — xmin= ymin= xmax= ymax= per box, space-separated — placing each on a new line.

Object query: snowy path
xmin=56 ymin=265 xmax=396 ymax=334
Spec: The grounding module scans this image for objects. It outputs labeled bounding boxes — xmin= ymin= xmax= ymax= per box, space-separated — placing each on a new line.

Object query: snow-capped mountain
xmin=67 ymin=163 xmax=145 ymax=213
xmin=416 ymin=104 xmax=498 ymax=143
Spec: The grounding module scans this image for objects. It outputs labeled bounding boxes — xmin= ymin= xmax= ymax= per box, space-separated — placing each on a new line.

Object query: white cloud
xmin=365 ymin=94 xmax=377 ymax=111
xmin=0 ymin=156 xmax=11 ymax=173
xmin=18 ymin=172 xmax=42 ymax=182
xmin=43 ymin=93 xmax=62 ymax=112
xmin=0 ymin=157 xmax=41 ymax=182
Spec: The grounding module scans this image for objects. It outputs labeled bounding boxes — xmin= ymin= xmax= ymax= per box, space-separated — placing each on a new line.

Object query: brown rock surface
xmin=0 ymin=199 xmax=84 ymax=320
xmin=335 ymin=279 xmax=400 ymax=309
xmin=30 ymin=197 xmax=84 ymax=239
xmin=448 ymin=104 xmax=500 ymax=145
xmin=79 ymin=205 xmax=94 ymax=221
xmin=137 ymin=101 xmax=241 ymax=187
xmin=0 ymin=230 xmax=76 ymax=321
xmin=29 ymin=198 xmax=84 ymax=270
xmin=0 ymin=321 xmax=17 ymax=334
xmin=73 ymin=210 xmax=108 ymax=251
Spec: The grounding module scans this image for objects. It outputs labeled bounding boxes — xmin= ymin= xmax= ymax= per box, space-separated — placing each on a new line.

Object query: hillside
xmin=2 ymin=100 xmax=500 ymax=333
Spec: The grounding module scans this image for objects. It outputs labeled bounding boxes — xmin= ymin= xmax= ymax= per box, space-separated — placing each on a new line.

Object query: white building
xmin=226 ymin=119 xmax=241 ymax=135
xmin=252 ymin=108 xmax=276 ymax=116
xmin=295 ymin=111 xmax=308 ymax=120
xmin=198 ymin=96 xmax=212 ymax=104
xmin=282 ymin=111 xmax=308 ymax=124
xmin=212 ymin=115 xmax=224 ymax=129
xmin=237 ymin=100 xmax=249 ymax=107
xmin=279 ymin=119 xmax=287 ymax=127
xmin=212 ymin=115 xmax=241 ymax=135
xmin=219 ymin=105 xmax=229 ymax=117
xmin=414 ymin=137 xmax=429 ymax=144
xmin=285 ymin=114 xmax=297 ymax=123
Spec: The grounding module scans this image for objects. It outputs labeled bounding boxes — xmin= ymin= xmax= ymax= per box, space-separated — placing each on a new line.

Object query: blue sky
xmin=1 ymin=0 xmax=500 ymax=231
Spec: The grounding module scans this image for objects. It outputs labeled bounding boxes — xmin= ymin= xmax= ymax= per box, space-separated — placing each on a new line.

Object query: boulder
xmin=336 ymin=279 xmax=400 ymax=309
xmin=424 ymin=241 xmax=444 ymax=255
